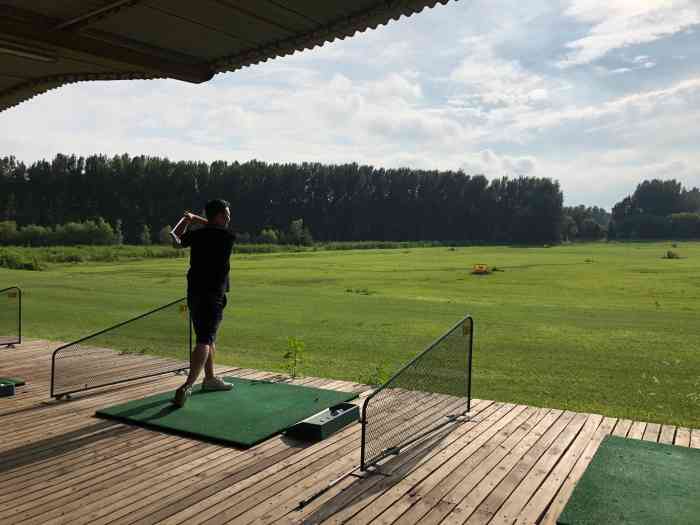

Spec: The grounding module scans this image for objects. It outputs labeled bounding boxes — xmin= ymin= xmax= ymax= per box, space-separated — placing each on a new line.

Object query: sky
xmin=1 ymin=0 xmax=699 ymax=209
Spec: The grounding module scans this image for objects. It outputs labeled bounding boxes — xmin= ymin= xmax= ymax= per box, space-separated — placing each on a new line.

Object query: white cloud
xmin=460 ymin=149 xmax=538 ymax=176
xmin=450 ymin=37 xmax=555 ymax=107
xmin=558 ymin=0 xmax=700 ymax=67
xmin=506 ymin=77 xmax=700 ymax=135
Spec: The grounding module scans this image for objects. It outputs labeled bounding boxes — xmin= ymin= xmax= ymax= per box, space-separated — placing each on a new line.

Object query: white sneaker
xmin=202 ymin=376 xmax=233 ymax=392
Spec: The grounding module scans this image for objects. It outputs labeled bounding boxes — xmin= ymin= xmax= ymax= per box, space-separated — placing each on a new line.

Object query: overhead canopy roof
xmin=0 ymin=0 xmax=450 ymax=113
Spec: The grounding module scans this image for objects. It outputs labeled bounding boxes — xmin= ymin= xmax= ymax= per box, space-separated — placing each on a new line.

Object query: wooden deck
xmin=1 ymin=340 xmax=699 ymax=524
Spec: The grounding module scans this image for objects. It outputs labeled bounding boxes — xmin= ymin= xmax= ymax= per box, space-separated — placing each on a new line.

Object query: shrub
xmin=284 ymin=337 xmax=305 ymax=379
xmin=0 ymin=218 xmax=117 ymax=246
xmin=138 ymin=224 xmax=152 ymax=245
xmin=285 ymin=218 xmax=314 ymax=246
xmin=14 ymin=224 xmax=52 ymax=246
xmin=0 ymin=221 xmax=18 ymax=244
xmin=158 ymin=225 xmax=172 ymax=245
xmin=257 ymin=228 xmax=279 ymax=244
xmin=0 ymin=249 xmax=45 ymax=270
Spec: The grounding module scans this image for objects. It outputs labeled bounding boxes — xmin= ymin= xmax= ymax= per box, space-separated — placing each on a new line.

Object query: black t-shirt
xmin=180 ymin=225 xmax=235 ymax=296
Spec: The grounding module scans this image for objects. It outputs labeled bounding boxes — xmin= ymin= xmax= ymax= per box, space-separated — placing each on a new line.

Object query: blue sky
xmin=2 ymin=0 xmax=699 ymax=208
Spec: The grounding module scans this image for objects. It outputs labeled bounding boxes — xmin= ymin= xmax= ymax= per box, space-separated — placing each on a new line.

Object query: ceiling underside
xmin=0 ymin=0 xmax=451 ymax=113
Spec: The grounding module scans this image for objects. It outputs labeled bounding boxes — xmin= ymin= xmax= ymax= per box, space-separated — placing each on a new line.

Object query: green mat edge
xmin=557 ymin=435 xmax=700 ymax=525
xmin=95 ymin=377 xmax=359 ymax=448
xmin=0 ymin=377 xmax=25 ymax=386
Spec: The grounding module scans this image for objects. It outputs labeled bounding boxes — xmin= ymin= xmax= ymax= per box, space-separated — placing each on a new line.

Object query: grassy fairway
xmin=2 ymin=241 xmax=699 ymax=427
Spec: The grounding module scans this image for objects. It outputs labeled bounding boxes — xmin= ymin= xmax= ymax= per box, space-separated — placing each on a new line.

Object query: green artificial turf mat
xmin=96 ymin=376 xmax=357 ymax=447
xmin=558 ymin=435 xmax=700 ymax=524
xmin=0 ymin=377 xmax=25 ymax=386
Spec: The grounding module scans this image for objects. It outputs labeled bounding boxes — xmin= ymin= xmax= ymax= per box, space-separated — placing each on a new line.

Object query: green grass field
xmin=2 ymin=241 xmax=699 ymax=427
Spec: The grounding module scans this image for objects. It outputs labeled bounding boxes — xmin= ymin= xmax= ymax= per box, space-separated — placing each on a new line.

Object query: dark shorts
xmin=188 ymin=293 xmax=227 ymax=345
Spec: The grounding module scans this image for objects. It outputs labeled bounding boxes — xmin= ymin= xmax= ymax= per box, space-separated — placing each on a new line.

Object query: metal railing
xmin=360 ymin=315 xmax=473 ymax=471
xmin=51 ymin=297 xmax=191 ymax=398
xmin=0 ymin=286 xmax=21 ymax=347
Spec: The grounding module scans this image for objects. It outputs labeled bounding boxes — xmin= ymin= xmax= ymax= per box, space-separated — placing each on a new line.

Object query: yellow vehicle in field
xmin=471 ymin=263 xmax=490 ymax=275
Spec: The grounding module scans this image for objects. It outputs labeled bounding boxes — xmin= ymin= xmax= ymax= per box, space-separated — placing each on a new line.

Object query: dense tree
xmin=139 ymin=225 xmax=152 ymax=245
xmin=562 ymin=205 xmax=610 ymax=240
xmin=610 ymin=179 xmax=700 ymax=239
xmin=561 ymin=215 xmax=578 ymax=241
xmin=0 ymin=154 xmax=565 ymax=244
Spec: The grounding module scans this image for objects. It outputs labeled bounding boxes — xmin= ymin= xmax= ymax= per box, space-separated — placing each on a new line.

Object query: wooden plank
xmin=154 ymin=410 xmax=376 ymax=525
xmin=51 ymin=439 xmax=285 ymax=525
xmin=515 ymin=414 xmax=603 ymax=525
xmin=0 ymin=429 xmax=181 ymax=502
xmin=539 ymin=417 xmax=617 ymax=525
xmin=611 ymin=418 xmax=632 ymax=437
xmin=442 ymin=411 xmax=577 ymax=525
xmin=343 ymin=406 xmax=544 ymax=525
xmin=235 ymin=396 xmax=474 ymax=525
xmin=3 ymin=444 xmax=208 ymax=522
xmin=627 ymin=421 xmax=646 ymax=440
xmin=485 ymin=412 xmax=591 ymax=525
xmin=175 ymin=400 xmax=492 ymax=525
xmin=282 ymin=402 xmax=514 ymax=525
xmin=691 ymin=429 xmax=700 ymax=449
xmin=675 ymin=427 xmax=691 ymax=447
xmin=658 ymin=425 xmax=676 ymax=445
xmin=642 ymin=422 xmax=661 ymax=442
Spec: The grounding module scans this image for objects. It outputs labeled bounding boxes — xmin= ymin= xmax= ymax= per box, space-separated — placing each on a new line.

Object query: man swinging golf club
xmin=171 ymin=198 xmax=235 ymax=407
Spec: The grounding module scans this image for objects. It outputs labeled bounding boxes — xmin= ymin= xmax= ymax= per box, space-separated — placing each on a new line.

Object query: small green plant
xmin=665 ymin=250 xmax=681 ymax=259
xmin=359 ymin=362 xmax=390 ymax=387
xmin=284 ymin=336 xmax=305 ymax=379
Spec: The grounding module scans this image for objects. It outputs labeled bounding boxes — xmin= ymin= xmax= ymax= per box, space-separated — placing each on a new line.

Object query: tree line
xmin=0 ymin=154 xmax=564 ymax=244
xmin=610 ymin=179 xmax=700 ymax=239
xmin=2 ymin=154 xmax=698 ymax=245
xmin=561 ymin=205 xmax=610 ymax=241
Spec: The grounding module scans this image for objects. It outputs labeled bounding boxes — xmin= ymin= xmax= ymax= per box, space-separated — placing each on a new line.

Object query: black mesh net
xmin=0 ymin=287 xmax=21 ymax=347
xmin=361 ymin=316 xmax=473 ymax=470
xmin=51 ymin=298 xmax=190 ymax=397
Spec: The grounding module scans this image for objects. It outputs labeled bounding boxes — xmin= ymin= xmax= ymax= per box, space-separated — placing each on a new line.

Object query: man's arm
xmin=186 ymin=212 xmax=208 ymax=225
xmin=171 ymin=212 xmax=208 ymax=246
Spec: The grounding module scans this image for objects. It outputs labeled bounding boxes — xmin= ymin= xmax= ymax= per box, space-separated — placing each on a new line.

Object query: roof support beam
xmin=0 ymin=18 xmax=213 ymax=83
xmin=53 ymin=0 xmax=145 ymax=31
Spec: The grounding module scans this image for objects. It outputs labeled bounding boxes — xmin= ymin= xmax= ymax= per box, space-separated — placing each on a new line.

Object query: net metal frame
xmin=0 ymin=286 xmax=21 ymax=347
xmin=51 ymin=297 xmax=191 ymax=398
xmin=360 ymin=315 xmax=473 ymax=471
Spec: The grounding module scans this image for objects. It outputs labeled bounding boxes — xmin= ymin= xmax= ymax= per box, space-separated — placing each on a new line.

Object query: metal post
xmin=467 ymin=316 xmax=473 ymax=412
xmin=17 ymin=287 xmax=22 ymax=345
xmin=360 ymin=399 xmax=368 ymax=471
